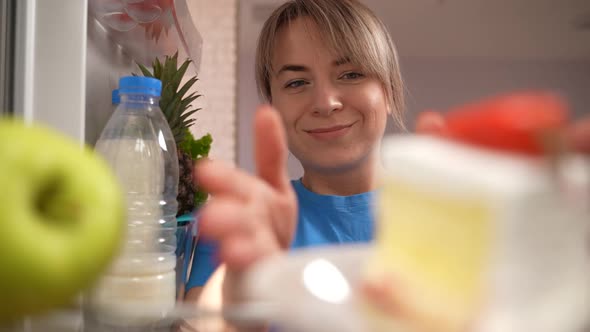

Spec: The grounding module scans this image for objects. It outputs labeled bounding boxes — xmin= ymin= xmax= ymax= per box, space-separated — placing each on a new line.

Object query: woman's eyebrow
xmin=276 ymin=64 xmax=309 ymax=76
xmin=333 ymin=57 xmax=351 ymax=67
xmin=275 ymin=57 xmax=351 ymax=77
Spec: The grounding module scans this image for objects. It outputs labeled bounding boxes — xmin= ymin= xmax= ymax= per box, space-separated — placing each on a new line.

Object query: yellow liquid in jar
xmin=366 ymin=179 xmax=493 ymax=331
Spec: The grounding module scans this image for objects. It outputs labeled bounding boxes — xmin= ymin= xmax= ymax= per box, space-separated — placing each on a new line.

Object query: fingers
xmin=191 ymin=104 xmax=298 ymax=273
xmin=254 ymin=105 xmax=291 ymax=194
xmin=194 ymin=159 xmax=258 ymax=200
xmin=360 ymin=280 xmax=402 ymax=317
xmin=253 ymin=106 xmax=298 ymax=248
xmin=199 ymin=197 xmax=281 ymax=271
xmin=196 ymin=175 xmax=286 ymax=271
xmin=217 ymin=234 xmax=257 ymax=269
xmin=218 ymin=231 xmax=279 ymax=271
xmin=360 ymin=278 xmax=460 ymax=332
xmin=198 ymin=197 xmax=251 ymax=239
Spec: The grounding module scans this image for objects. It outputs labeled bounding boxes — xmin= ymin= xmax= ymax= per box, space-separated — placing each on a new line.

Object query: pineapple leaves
xmin=137 ymin=63 xmax=154 ymax=77
xmin=135 ymin=52 xmax=205 ymax=148
xmin=180 ymin=93 xmax=201 ymax=112
xmin=153 ymin=57 xmax=163 ymax=79
xmin=177 ymin=77 xmax=198 ymax=100
xmin=172 ymin=125 xmax=186 ymax=143
xmin=161 ymin=53 xmax=178 ymax=88
xmin=172 ymin=129 xmax=184 ymax=140
xmin=164 ymin=96 xmax=182 ymax=125
xmin=184 ymin=119 xmax=196 ymax=129
xmin=170 ymin=59 xmax=191 ymax=93
xmin=179 ymin=109 xmax=199 ymax=124
xmin=160 ymin=83 xmax=175 ymax=106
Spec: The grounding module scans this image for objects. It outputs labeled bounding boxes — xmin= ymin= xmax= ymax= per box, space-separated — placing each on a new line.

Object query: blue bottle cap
xmin=111 ymin=89 xmax=120 ymax=105
xmin=118 ymin=76 xmax=162 ymax=97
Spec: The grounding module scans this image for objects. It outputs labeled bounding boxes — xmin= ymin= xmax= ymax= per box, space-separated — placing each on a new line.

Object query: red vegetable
xmin=443 ymin=92 xmax=569 ymax=155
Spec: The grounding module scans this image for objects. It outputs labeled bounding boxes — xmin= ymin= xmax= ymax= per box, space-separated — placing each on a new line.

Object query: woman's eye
xmin=285 ymin=80 xmax=307 ymax=89
xmin=341 ymin=72 xmax=364 ymax=80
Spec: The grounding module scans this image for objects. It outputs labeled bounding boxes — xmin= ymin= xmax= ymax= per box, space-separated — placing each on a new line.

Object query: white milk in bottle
xmin=87 ymin=76 xmax=178 ymax=328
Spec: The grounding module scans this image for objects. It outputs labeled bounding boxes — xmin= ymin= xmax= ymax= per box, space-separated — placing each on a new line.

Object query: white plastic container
xmin=368 ymin=134 xmax=590 ymax=332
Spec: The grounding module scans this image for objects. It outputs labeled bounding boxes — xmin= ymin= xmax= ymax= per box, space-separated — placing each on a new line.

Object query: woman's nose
xmin=311 ymin=83 xmax=343 ymax=116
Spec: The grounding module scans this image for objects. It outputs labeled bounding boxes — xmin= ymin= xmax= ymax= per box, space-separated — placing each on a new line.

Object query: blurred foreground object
xmin=0 ymin=120 xmax=125 ymax=324
xmin=368 ymin=92 xmax=590 ymax=332
xmin=567 ymin=117 xmax=590 ymax=154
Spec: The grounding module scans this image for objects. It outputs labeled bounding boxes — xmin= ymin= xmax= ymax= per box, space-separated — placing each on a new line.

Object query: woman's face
xmin=270 ymin=17 xmax=390 ymax=173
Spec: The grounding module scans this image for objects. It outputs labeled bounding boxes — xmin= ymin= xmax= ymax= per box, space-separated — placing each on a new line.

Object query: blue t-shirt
xmin=185 ymin=179 xmax=376 ymax=291
xmin=290 ymin=179 xmax=375 ymax=248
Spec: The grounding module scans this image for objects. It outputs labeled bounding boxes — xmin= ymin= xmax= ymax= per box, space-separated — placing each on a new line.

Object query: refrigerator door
xmin=0 ymin=0 xmax=15 ymax=115
xmin=5 ymin=0 xmax=203 ymax=146
xmin=85 ymin=0 xmax=203 ymax=146
xmin=11 ymin=0 xmax=87 ymax=142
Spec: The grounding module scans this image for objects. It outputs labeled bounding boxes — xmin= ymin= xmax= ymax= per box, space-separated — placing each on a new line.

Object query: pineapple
xmin=177 ymin=149 xmax=196 ymax=215
xmin=136 ymin=52 xmax=212 ymax=216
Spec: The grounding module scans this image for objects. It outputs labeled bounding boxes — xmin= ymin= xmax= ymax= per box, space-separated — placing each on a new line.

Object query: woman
xmin=185 ymin=0 xmax=404 ymax=303
xmin=185 ymin=0 xmax=590 ymax=323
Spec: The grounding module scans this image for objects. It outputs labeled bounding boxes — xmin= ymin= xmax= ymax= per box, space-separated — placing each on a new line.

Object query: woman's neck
xmin=301 ymin=153 xmax=381 ymax=196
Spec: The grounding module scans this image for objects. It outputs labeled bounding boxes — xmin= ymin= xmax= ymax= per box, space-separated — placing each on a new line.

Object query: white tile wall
xmin=187 ymin=0 xmax=237 ymax=164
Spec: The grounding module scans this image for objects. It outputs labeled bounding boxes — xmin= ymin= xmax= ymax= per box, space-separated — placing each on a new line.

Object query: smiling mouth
xmin=305 ymin=123 xmax=355 ymax=134
xmin=304 ymin=122 xmax=356 ymax=140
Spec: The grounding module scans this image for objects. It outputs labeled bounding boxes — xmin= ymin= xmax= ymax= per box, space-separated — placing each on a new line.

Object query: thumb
xmin=254 ymin=104 xmax=291 ymax=193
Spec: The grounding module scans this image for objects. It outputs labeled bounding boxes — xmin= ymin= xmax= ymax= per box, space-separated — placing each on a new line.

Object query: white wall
xmin=237 ymin=0 xmax=289 ymax=176
xmin=237 ymin=0 xmax=590 ymax=179
xmin=188 ymin=0 xmax=237 ymax=164
xmin=399 ymin=57 xmax=590 ymax=130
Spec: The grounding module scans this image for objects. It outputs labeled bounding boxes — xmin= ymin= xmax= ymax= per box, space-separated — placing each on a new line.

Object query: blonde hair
xmin=255 ymin=0 xmax=405 ymax=128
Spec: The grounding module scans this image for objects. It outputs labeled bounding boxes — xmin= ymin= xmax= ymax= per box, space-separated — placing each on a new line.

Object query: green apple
xmin=0 ymin=119 xmax=125 ymax=323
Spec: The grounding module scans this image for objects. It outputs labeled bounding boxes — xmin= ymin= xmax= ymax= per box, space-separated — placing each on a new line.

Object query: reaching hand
xmin=194 ymin=105 xmax=298 ymax=272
